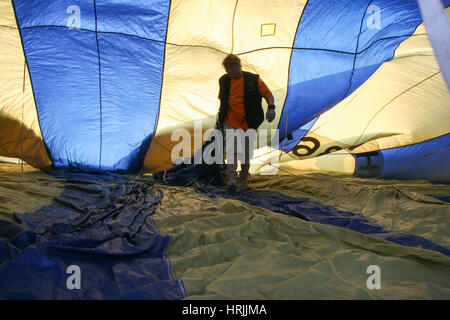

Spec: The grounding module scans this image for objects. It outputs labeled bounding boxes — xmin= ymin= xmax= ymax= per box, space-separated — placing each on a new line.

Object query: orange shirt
xmin=219 ymin=77 xmax=272 ymax=129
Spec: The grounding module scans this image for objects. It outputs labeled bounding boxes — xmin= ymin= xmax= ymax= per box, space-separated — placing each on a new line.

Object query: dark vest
xmin=218 ymin=71 xmax=264 ymax=129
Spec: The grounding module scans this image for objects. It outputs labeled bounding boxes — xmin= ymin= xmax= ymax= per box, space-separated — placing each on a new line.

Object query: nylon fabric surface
xmin=0 ymin=164 xmax=449 ymax=299
xmin=150 ymin=178 xmax=450 ymax=299
xmin=279 ymin=0 xmax=424 ymax=139
xmin=154 ymin=163 xmax=450 ymax=256
xmin=12 ymin=0 xmax=170 ymax=172
xmin=0 ymin=164 xmax=65 ymax=220
xmin=2 ymin=1 xmax=449 ymax=181
xmin=0 ymin=166 xmax=185 ymax=299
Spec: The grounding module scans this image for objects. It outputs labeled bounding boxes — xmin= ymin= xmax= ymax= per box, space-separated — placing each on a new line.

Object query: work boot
xmin=237 ymin=171 xmax=249 ymax=191
xmin=226 ymin=170 xmax=237 ymax=192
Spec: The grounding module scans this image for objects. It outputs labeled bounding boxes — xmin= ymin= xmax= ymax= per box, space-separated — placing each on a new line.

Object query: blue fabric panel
xmin=357 ymin=0 xmax=422 ymax=51
xmin=280 ymin=50 xmax=353 ymax=139
xmin=349 ymin=0 xmax=422 ymax=93
xmin=96 ymin=0 xmax=170 ymax=41
xmin=348 ymin=30 xmax=424 ymax=93
xmin=0 ymin=172 xmax=185 ymax=299
xmin=379 ymin=134 xmax=450 ymax=182
xmin=153 ymin=165 xmax=450 ymax=256
xmin=293 ymin=0 xmax=369 ymax=52
xmin=14 ymin=0 xmax=95 ymax=30
xmin=13 ymin=0 xmax=170 ymax=172
xmin=279 ymin=0 xmax=367 ymax=139
xmin=98 ymin=34 xmax=165 ymax=172
xmin=20 ymin=28 xmax=102 ymax=169
xmin=348 ymin=41 xmax=395 ymax=94
xmin=280 ymin=0 xmax=424 ymax=140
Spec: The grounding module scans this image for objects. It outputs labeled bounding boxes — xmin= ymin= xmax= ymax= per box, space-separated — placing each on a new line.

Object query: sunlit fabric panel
xmin=0 ymin=1 xmax=51 ymax=168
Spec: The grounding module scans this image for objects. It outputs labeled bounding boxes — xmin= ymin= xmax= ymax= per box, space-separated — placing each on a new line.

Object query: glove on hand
xmin=215 ymin=118 xmax=224 ymax=131
xmin=266 ymin=105 xmax=276 ymax=123
xmin=215 ymin=110 xmax=226 ymax=131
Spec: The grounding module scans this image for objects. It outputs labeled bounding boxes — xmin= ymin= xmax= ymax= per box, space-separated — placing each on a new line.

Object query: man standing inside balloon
xmin=216 ymin=54 xmax=276 ymax=192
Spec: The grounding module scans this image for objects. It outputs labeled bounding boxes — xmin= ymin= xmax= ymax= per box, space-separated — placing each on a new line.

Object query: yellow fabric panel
xmin=298 ymin=18 xmax=449 ymax=158
xmin=166 ymin=0 xmax=235 ymax=53
xmin=0 ymin=156 xmax=21 ymax=164
xmin=233 ymin=0 xmax=307 ymax=54
xmin=250 ymin=145 xmax=355 ymax=176
xmin=0 ymin=1 xmax=16 ymax=27
xmin=152 ymin=48 xmax=291 ymax=132
xmin=144 ymin=45 xmax=222 ymax=171
xmin=144 ymin=46 xmax=291 ymax=172
xmin=0 ymin=3 xmax=51 ymax=168
xmin=145 ymin=0 xmax=306 ymax=171
xmin=156 ymin=45 xmax=224 ymax=130
xmin=0 ymin=111 xmax=52 ymax=168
